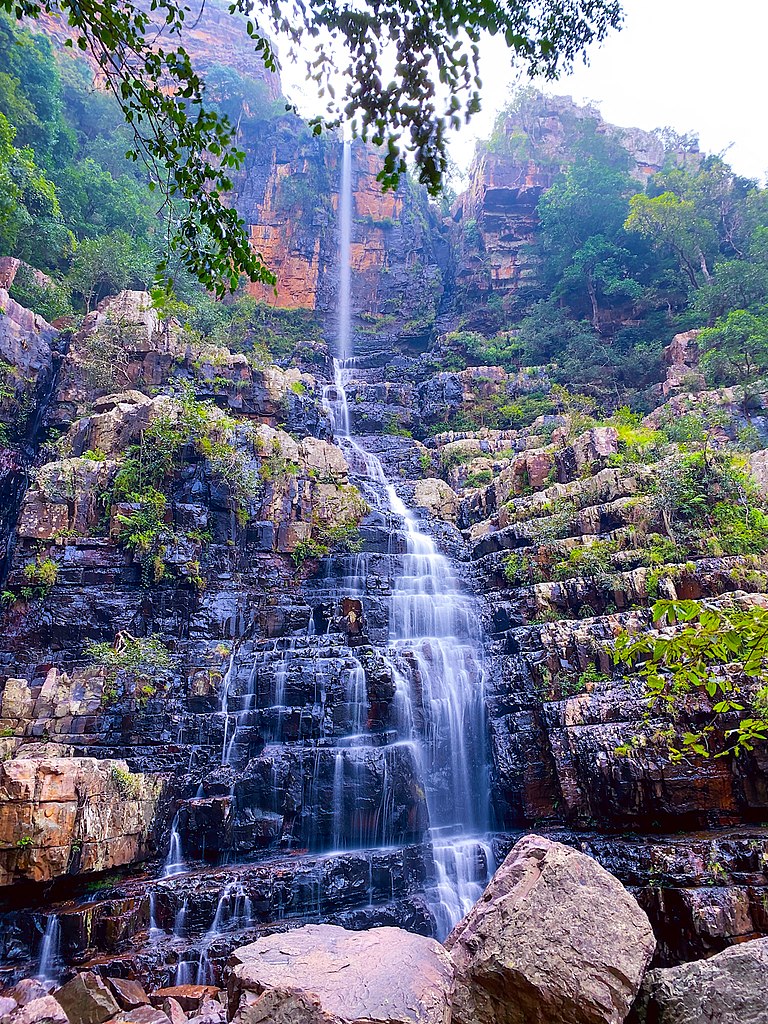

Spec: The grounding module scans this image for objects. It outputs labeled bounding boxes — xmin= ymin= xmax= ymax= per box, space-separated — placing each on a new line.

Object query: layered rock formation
xmin=0 ymin=31 xmax=766 ymax=1018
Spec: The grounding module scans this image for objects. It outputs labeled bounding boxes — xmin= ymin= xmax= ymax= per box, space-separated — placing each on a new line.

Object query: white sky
xmin=280 ymin=0 xmax=768 ymax=185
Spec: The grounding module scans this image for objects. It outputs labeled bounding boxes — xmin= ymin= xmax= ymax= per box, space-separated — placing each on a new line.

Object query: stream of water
xmin=321 ymin=140 xmax=493 ymax=934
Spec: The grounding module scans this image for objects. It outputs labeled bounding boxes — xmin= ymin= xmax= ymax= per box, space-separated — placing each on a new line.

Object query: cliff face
xmin=235 ymin=126 xmax=446 ymax=355
xmin=1 ymin=16 xmax=768 ymax=1005
xmin=450 ymin=94 xmax=693 ymax=316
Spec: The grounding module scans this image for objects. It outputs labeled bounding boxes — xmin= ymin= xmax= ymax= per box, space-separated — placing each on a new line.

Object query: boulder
xmin=6 ymin=996 xmax=69 ymax=1024
xmin=106 ymin=980 xmax=149 ymax=1011
xmin=107 ymin=1009 xmax=171 ymax=1024
xmin=0 ymin=997 xmax=18 ymax=1018
xmin=445 ymin=834 xmax=655 ymax=1024
xmin=155 ymin=1001 xmax=185 ymax=1024
xmin=231 ymin=988 xmax=341 ymax=1024
xmin=412 ymin=478 xmax=458 ymax=521
xmin=630 ymin=936 xmax=768 ymax=1023
xmin=54 ymin=973 xmax=120 ymax=1024
xmin=149 ymin=990 xmax=218 ymax=1015
xmin=7 ymin=982 xmax=50 ymax=1007
xmin=228 ymin=924 xmax=453 ymax=1024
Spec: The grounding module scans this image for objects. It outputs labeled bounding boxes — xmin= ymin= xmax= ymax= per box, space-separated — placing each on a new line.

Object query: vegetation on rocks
xmin=615 ymin=599 xmax=768 ymax=760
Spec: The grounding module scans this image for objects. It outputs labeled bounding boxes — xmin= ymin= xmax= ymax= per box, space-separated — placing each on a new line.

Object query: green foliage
xmin=465 ymin=468 xmax=493 ymax=488
xmin=18 ymin=556 xmax=58 ymax=600
xmin=85 ymin=632 xmax=172 ymax=677
xmin=7 ymin=263 xmax=73 ymax=321
xmin=650 ymin=450 xmax=768 ymax=558
xmin=110 ymin=764 xmax=142 ymax=797
xmin=551 ymin=539 xmax=618 ymax=583
xmin=0 ymin=111 xmax=60 ymax=261
xmin=698 ymin=308 xmax=768 ymax=384
xmin=614 ymin=599 xmax=768 ymax=758
xmin=1 ymin=0 xmax=622 ymax=290
xmin=502 ymin=552 xmax=544 ymax=586
xmin=69 ymin=230 xmax=155 ymax=311
xmin=607 ymin=409 xmax=667 ymax=465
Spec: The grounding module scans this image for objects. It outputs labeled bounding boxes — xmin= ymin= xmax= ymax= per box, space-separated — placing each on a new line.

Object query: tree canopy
xmin=0 ymin=0 xmax=623 ymax=294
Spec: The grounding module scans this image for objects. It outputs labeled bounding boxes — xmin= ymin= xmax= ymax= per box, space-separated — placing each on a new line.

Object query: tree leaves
xmin=2 ymin=0 xmax=623 ymax=293
xmin=615 ymin=598 xmax=768 ymax=758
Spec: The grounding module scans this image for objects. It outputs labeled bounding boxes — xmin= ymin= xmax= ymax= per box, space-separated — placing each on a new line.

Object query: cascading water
xmin=322 ymin=139 xmax=493 ymax=935
xmin=36 ymin=914 xmax=61 ymax=983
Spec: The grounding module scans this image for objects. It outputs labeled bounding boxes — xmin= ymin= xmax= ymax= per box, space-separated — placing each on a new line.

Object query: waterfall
xmin=323 ymin=138 xmax=493 ymax=936
xmin=36 ymin=914 xmax=61 ymax=983
xmin=338 ymin=140 xmax=353 ymax=362
xmin=162 ymin=812 xmax=185 ymax=877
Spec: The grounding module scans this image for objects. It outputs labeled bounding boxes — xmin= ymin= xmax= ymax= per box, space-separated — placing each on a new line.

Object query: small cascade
xmin=36 ymin=914 xmax=61 ymax=983
xmin=162 ymin=813 xmax=186 ymax=878
xmin=148 ymin=892 xmax=162 ymax=941
xmin=172 ymin=899 xmax=188 ymax=938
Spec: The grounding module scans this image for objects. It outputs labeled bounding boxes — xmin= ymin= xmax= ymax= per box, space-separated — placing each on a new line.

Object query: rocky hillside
xmin=1 ymin=11 xmax=768 ymax=1021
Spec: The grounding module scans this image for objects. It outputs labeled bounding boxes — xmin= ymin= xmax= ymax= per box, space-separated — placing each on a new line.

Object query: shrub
xmin=19 ymin=557 xmax=59 ymax=600
xmin=110 ymin=764 xmax=142 ymax=797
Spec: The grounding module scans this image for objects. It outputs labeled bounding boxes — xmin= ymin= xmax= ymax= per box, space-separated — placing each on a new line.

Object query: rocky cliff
xmin=0 ymin=25 xmax=766 ymax=1018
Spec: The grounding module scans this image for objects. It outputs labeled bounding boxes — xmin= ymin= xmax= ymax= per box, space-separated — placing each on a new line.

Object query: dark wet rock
xmin=629 ymin=936 xmax=768 ymax=1023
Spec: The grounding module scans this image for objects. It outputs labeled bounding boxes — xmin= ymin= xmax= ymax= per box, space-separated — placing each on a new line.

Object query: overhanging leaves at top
xmin=0 ymin=0 xmax=623 ymax=294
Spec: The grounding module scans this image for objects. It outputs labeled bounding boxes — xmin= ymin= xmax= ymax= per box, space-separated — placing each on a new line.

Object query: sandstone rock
xmin=253 ymin=424 xmax=300 ymax=464
xmin=446 ymin=834 xmax=655 ymax=1024
xmin=299 ymin=438 xmax=349 ymax=482
xmin=155 ymin=1000 xmax=185 ymax=1024
xmin=18 ymin=458 xmax=117 ymax=540
xmin=54 ymin=974 xmax=120 ymax=1024
xmin=186 ymin=997 xmax=224 ymax=1024
xmin=412 ymin=479 xmax=458 ymax=521
xmin=231 ymin=988 xmax=341 ymax=1024
xmin=107 ymin=1008 xmax=171 ymax=1024
xmin=7 ymin=982 xmax=50 ymax=1007
xmin=150 ymin=990 xmax=218 ymax=1015
xmin=0 ymin=288 xmax=56 ymax=380
xmin=630 ymin=936 xmax=768 ymax=1023
xmin=106 ymin=980 xmax=149 ymax=1011
xmin=662 ymin=330 xmax=704 ymax=396
xmin=0 ymin=758 xmax=164 ymax=886
xmin=7 ymin=995 xmax=69 ymax=1024
xmin=572 ymin=427 xmax=619 ymax=473
xmin=748 ymin=449 xmax=768 ymax=497
xmin=0 ymin=996 xmax=18 ymax=1017
xmin=228 ymin=924 xmax=453 ymax=1024
xmin=0 ymin=678 xmax=33 ymax=720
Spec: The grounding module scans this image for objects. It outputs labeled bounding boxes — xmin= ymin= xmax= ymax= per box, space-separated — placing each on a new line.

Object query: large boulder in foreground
xmin=445 ymin=834 xmax=655 ymax=1024
xmin=227 ymin=924 xmax=453 ymax=1024
xmin=630 ymin=936 xmax=768 ymax=1023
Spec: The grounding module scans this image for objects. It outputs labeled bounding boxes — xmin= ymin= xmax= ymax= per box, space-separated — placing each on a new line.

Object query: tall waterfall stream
xmin=321 ymin=141 xmax=493 ymax=934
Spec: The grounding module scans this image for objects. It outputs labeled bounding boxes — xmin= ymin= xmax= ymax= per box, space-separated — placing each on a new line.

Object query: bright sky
xmin=281 ymin=0 xmax=768 ymax=185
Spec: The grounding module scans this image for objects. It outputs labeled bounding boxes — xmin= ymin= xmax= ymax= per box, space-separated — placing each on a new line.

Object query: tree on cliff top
xmin=0 ymin=0 xmax=622 ymax=295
